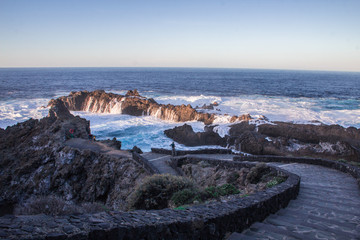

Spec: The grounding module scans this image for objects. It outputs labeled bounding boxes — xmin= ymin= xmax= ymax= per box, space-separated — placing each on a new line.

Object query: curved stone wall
xmin=0 ymin=158 xmax=300 ymax=240
xmin=151 ymin=147 xmax=233 ymax=156
xmin=234 ymin=155 xmax=360 ymax=189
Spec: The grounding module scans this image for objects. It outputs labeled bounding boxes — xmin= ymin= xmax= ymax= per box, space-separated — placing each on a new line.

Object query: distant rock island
xmin=48 ymin=89 xmax=251 ymax=124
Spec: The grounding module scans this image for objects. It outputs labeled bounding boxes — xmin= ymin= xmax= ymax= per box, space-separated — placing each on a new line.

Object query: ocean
xmin=1 ymin=67 xmax=360 ymax=152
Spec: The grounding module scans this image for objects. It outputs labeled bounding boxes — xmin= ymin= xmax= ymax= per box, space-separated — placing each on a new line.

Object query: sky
xmin=0 ymin=0 xmax=359 ymax=71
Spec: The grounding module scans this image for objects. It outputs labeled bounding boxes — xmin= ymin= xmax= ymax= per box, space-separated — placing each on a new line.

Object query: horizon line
xmin=0 ymin=66 xmax=359 ymax=74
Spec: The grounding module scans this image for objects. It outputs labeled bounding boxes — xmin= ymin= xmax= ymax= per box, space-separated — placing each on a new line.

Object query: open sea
xmin=1 ymin=67 xmax=360 ymax=151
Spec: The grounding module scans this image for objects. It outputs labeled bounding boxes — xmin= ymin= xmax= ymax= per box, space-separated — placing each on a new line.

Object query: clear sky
xmin=0 ymin=0 xmax=359 ymax=71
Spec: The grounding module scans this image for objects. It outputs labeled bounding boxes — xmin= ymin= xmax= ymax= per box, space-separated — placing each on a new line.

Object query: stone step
xmin=300 ymin=187 xmax=360 ymax=200
xmin=302 ymin=182 xmax=359 ymax=193
xmin=250 ymin=222 xmax=310 ymax=239
xmin=276 ymin=208 xmax=360 ymax=229
xmin=287 ymin=198 xmax=360 ymax=215
xmin=295 ymin=193 xmax=360 ymax=209
xmin=242 ymin=225 xmax=297 ymax=240
xmin=265 ymin=213 xmax=359 ymax=239
xmin=285 ymin=203 xmax=360 ymax=224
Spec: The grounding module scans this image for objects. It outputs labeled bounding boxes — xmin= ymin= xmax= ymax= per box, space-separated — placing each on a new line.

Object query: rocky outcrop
xmin=229 ymin=122 xmax=360 ymax=161
xmin=165 ymin=120 xmax=360 ymax=161
xmin=164 ymin=124 xmax=226 ymax=147
xmin=48 ymin=90 xmax=252 ymax=125
xmin=0 ymin=104 xmax=150 ymax=212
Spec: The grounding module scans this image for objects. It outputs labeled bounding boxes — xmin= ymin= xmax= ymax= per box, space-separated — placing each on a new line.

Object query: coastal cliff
xmin=48 ymin=90 xmax=251 ymax=125
xmin=0 ymin=103 xmax=150 ymax=211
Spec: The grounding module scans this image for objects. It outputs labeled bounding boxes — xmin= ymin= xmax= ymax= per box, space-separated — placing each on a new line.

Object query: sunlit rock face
xmin=48 ymin=90 xmax=251 ymax=125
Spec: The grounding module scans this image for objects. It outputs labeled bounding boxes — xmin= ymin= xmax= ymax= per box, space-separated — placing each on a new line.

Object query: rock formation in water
xmin=165 ymin=121 xmax=360 ymax=161
xmin=48 ymin=90 xmax=252 ymax=125
xmin=164 ymin=124 xmax=226 ymax=147
xmin=0 ymin=103 xmax=150 ymax=211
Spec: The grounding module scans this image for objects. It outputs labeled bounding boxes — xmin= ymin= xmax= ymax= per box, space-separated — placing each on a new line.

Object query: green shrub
xmin=219 ymin=183 xmax=240 ymax=195
xmin=226 ymin=171 xmax=240 ymax=184
xmin=266 ymin=176 xmax=287 ymax=188
xmin=246 ymin=163 xmax=271 ymax=184
xmin=170 ymin=188 xmax=197 ymax=206
xmin=205 ymin=184 xmax=240 ymax=198
xmin=128 ymin=174 xmax=195 ymax=210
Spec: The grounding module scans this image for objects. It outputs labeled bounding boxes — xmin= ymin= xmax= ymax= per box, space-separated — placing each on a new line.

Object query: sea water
xmin=1 ymin=67 xmax=359 ymax=151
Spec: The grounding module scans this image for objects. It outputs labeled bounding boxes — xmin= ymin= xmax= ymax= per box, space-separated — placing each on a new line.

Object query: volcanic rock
xmin=228 ymin=121 xmax=360 ymax=161
xmin=49 ymin=90 xmax=251 ymax=125
xmin=0 ymin=105 xmax=150 ymax=211
xmin=164 ymin=124 xmax=226 ymax=147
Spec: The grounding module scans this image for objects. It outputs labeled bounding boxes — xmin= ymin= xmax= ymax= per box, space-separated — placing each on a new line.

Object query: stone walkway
xmin=229 ymin=163 xmax=360 ymax=240
xmin=141 ymin=152 xmax=179 ymax=175
xmin=65 ymin=138 xmax=131 ymax=158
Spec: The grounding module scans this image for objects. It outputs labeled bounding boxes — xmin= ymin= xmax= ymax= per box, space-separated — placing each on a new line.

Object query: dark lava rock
xmin=0 ymin=105 xmax=149 ymax=211
xmin=228 ymin=121 xmax=360 ymax=161
xmin=49 ymin=90 xmax=251 ymax=125
xmin=164 ymin=124 xmax=226 ymax=147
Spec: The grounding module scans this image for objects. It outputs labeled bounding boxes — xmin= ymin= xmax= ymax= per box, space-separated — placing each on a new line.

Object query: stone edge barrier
xmin=151 ymin=147 xmax=233 ymax=156
xmin=234 ymin=155 xmax=360 ymax=189
xmin=0 ymin=157 xmax=300 ymax=240
xmin=132 ymin=152 xmax=160 ymax=174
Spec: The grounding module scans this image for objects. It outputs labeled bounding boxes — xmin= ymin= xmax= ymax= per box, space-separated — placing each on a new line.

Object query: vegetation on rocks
xmin=128 ymin=174 xmax=196 ymax=210
xmin=266 ymin=176 xmax=287 ymax=188
xmin=128 ymin=174 xmax=245 ymax=209
xmin=14 ymin=196 xmax=106 ymax=216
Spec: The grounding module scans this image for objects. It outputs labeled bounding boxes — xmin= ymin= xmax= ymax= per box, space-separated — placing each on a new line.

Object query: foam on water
xmin=1 ymin=92 xmax=359 ymax=152
xmin=153 ymin=94 xmax=360 ymax=128
xmin=154 ymin=94 xmax=222 ymax=108
xmin=72 ymin=111 xmax=207 ymax=152
xmin=0 ymin=99 xmax=49 ymax=129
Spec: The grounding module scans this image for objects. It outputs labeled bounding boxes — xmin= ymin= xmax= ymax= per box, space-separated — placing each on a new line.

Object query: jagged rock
xmin=258 ymin=122 xmax=360 ymax=145
xmin=228 ymin=121 xmax=360 ymax=161
xmin=131 ymin=146 xmax=143 ymax=154
xmin=234 ymin=131 xmax=267 ymax=154
xmin=49 ymin=90 xmax=251 ymax=125
xmin=0 ymin=106 xmax=149 ymax=211
xmin=164 ymin=124 xmax=226 ymax=147
xmin=99 ymin=137 xmax=122 ymax=150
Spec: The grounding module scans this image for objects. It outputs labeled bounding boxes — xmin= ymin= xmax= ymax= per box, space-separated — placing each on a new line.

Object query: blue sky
xmin=0 ymin=0 xmax=359 ymax=71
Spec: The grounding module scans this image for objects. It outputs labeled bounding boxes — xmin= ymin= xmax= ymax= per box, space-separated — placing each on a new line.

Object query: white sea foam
xmin=1 ymin=93 xmax=360 ymax=152
xmin=0 ymin=99 xmax=49 ymax=129
xmin=72 ymin=111 xmax=207 ymax=152
xmin=154 ymin=95 xmax=222 ymax=108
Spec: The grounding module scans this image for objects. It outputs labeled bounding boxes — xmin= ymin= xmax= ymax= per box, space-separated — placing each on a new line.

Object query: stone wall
xmin=0 ymin=158 xmax=300 ymax=240
xmin=234 ymin=155 xmax=360 ymax=188
xmin=151 ymin=148 xmax=233 ymax=156
xmin=132 ymin=152 xmax=160 ymax=174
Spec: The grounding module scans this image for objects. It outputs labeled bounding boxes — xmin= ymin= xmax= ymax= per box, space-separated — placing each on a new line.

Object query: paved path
xmin=65 ymin=138 xmax=131 ymax=158
xmin=229 ymin=163 xmax=360 ymax=240
xmin=141 ymin=152 xmax=179 ymax=175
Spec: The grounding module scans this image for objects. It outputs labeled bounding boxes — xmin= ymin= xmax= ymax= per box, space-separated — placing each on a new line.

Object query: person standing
xmin=170 ymin=142 xmax=176 ymax=157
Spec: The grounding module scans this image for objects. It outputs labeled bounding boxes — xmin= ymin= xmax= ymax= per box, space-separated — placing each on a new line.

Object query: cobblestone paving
xmin=229 ymin=163 xmax=360 ymax=240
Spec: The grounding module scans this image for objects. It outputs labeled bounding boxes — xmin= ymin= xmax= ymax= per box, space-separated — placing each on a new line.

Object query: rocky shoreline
xmin=1 ymin=89 xmax=359 ymax=215
xmin=48 ymin=89 xmax=251 ymax=125
xmin=48 ymin=90 xmax=360 ymax=161
xmin=0 ymin=99 xmax=151 ymax=214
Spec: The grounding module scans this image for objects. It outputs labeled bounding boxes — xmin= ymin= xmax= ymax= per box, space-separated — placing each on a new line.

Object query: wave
xmin=72 ymin=111 xmax=207 ymax=152
xmin=0 ymin=99 xmax=49 ymax=129
xmin=153 ymin=94 xmax=360 ymax=128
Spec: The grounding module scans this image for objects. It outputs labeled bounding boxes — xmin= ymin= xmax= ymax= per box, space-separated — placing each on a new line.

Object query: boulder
xmin=164 ymin=124 xmax=226 ymax=147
